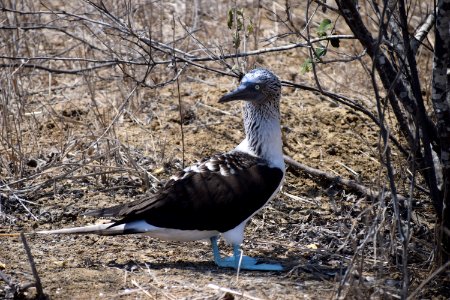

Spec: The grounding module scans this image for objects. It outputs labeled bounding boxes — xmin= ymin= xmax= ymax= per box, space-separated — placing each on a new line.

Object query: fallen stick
xmin=283 ymin=154 xmax=408 ymax=202
xmin=20 ymin=232 xmax=46 ymax=299
xmin=207 ymin=284 xmax=264 ymax=300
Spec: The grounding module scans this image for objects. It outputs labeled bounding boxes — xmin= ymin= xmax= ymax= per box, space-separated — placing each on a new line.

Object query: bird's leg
xmin=211 ymin=236 xmax=228 ymax=266
xmin=211 ymin=236 xmax=237 ymax=268
xmin=210 ymin=236 xmax=283 ymax=271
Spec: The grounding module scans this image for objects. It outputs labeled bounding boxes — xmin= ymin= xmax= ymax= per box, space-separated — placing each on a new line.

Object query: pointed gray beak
xmin=219 ymin=83 xmax=257 ymax=103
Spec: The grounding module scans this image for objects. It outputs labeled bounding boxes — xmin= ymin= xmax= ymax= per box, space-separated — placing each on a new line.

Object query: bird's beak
xmin=219 ymin=83 xmax=255 ymax=103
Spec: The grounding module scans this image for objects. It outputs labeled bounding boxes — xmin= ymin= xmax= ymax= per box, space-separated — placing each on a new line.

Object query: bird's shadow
xmin=104 ymin=254 xmax=346 ymax=279
xmin=107 ymin=260 xmax=230 ymax=274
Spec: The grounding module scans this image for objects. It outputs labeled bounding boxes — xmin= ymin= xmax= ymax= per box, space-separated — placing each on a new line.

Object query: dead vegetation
xmin=1 ymin=1 xmax=449 ymax=299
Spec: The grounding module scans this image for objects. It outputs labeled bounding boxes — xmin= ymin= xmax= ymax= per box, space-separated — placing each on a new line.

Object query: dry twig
xmin=20 ymin=232 xmax=46 ymax=299
xmin=284 ymin=155 xmax=408 ymax=203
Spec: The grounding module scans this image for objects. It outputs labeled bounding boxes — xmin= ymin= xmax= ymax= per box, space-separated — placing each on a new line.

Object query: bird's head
xmin=219 ymin=68 xmax=281 ymax=104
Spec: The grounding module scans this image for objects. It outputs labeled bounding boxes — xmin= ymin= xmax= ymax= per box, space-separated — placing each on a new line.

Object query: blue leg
xmin=210 ymin=236 xmax=284 ymax=271
xmin=211 ymin=236 xmax=235 ymax=268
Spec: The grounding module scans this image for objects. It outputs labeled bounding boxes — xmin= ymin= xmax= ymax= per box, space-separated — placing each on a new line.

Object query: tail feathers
xmin=36 ymin=222 xmax=125 ymax=235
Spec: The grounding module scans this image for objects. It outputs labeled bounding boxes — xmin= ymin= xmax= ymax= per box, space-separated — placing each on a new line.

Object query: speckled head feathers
xmin=241 ymin=68 xmax=279 ymax=85
xmin=219 ymin=68 xmax=281 ymax=104
xmin=240 ymin=68 xmax=281 ymax=103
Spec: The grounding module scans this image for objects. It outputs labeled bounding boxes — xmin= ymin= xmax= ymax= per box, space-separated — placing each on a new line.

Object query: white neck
xmin=234 ymin=101 xmax=285 ymax=170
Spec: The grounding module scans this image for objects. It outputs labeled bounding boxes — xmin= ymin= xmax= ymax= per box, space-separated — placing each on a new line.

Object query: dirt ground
xmin=1 ymin=1 xmax=447 ymax=299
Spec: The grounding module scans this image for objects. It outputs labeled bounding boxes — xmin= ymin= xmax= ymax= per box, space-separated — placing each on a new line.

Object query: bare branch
xmin=20 ymin=232 xmax=45 ymax=299
xmin=411 ymin=11 xmax=435 ymax=54
xmin=0 ymin=62 xmax=119 ymax=74
xmin=284 ymin=155 xmax=409 ymax=203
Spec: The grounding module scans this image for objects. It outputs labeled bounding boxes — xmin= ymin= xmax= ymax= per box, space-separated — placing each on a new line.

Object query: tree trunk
xmin=432 ymin=0 xmax=450 ymax=264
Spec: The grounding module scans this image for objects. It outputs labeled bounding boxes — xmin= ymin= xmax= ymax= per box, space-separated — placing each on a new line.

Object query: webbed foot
xmin=210 ymin=236 xmax=283 ymax=271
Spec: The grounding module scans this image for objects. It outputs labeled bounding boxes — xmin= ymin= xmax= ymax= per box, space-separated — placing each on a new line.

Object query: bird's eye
xmin=255 ymin=85 xmax=260 ymax=90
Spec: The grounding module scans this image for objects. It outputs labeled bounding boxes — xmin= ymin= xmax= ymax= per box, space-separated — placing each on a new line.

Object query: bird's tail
xmin=36 ymin=222 xmax=125 ymax=235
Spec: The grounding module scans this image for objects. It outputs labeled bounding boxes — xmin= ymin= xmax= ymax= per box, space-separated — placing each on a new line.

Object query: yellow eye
xmin=255 ymin=85 xmax=260 ymax=90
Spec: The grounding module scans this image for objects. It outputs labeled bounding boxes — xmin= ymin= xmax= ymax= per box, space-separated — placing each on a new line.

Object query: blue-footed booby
xmin=38 ymin=68 xmax=285 ymax=271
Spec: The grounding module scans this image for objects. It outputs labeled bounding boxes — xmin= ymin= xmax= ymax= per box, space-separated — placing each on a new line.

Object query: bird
xmin=37 ymin=68 xmax=285 ymax=271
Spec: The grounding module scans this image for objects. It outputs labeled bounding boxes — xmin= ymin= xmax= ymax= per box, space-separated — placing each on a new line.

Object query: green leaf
xmin=227 ymin=9 xmax=233 ymax=29
xmin=330 ymin=37 xmax=340 ymax=48
xmin=300 ymin=58 xmax=313 ymax=74
xmin=317 ymin=18 xmax=332 ymax=37
xmin=314 ymin=47 xmax=327 ymax=58
xmin=247 ymin=21 xmax=254 ymax=35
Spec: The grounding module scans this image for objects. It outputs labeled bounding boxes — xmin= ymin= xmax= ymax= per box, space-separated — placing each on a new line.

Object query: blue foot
xmin=210 ymin=236 xmax=284 ymax=271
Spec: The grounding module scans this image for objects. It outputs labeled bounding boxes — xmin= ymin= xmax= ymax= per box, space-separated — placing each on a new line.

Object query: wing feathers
xmin=83 ymin=195 xmax=159 ymax=218
xmin=80 ymin=152 xmax=283 ymax=233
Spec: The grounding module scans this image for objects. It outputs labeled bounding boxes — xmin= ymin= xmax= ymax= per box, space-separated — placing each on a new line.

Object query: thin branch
xmin=312 ymin=0 xmax=339 ymax=13
xmin=20 ymin=233 xmax=45 ymax=299
xmin=0 ymin=62 xmax=118 ymax=74
xmin=173 ymin=14 xmax=186 ymax=168
xmin=0 ymin=55 xmax=131 ymax=63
